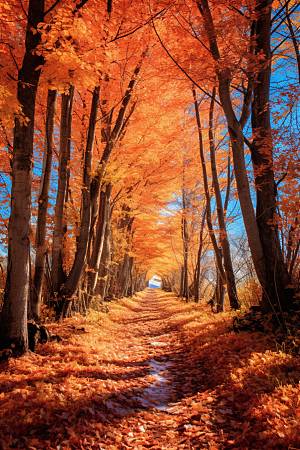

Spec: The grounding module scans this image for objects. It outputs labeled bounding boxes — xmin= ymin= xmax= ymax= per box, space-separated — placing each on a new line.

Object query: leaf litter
xmin=1 ymin=289 xmax=300 ymax=449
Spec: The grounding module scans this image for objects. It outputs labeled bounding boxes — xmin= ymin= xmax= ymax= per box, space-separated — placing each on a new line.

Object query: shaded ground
xmin=1 ymin=289 xmax=300 ymax=449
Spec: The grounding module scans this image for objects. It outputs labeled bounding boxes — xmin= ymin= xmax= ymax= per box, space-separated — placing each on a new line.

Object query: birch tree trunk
xmin=30 ymin=89 xmax=57 ymax=320
xmin=0 ymin=0 xmax=45 ymax=354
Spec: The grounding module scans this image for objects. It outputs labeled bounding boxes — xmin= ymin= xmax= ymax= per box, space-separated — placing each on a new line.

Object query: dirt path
xmin=0 ymin=289 xmax=212 ymax=450
xmin=99 ymin=289 xmax=217 ymax=450
xmin=114 ymin=289 xmax=183 ymax=408
xmin=2 ymin=289 xmax=299 ymax=450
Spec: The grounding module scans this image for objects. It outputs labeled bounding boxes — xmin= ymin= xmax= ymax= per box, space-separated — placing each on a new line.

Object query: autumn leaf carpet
xmin=1 ymin=290 xmax=300 ymax=450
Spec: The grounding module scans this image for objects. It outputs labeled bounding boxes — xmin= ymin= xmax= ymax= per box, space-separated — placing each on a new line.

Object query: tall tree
xmin=192 ymin=87 xmax=226 ymax=295
xmin=208 ymin=87 xmax=240 ymax=309
xmin=250 ymin=0 xmax=294 ymax=311
xmin=53 ymin=85 xmax=100 ymax=317
xmin=54 ymin=49 xmax=147 ymax=317
xmin=181 ymin=169 xmax=189 ymax=301
xmin=52 ymin=86 xmax=75 ymax=294
xmin=0 ymin=0 xmax=45 ymax=354
xmin=30 ymin=89 xmax=57 ymax=320
xmin=197 ymin=0 xmax=294 ymax=312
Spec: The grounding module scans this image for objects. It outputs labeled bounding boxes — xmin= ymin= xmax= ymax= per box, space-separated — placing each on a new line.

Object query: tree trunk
xmin=115 ymin=215 xmax=134 ymax=297
xmin=125 ymin=256 xmax=134 ymax=297
xmin=224 ymin=155 xmax=233 ymax=215
xmin=56 ymin=53 xmax=145 ymax=318
xmin=250 ymin=0 xmax=294 ymax=312
xmin=95 ymin=218 xmax=111 ymax=298
xmin=52 ymin=86 xmax=74 ymax=294
xmin=216 ymin=269 xmax=225 ymax=313
xmin=286 ymin=221 xmax=300 ymax=278
xmin=208 ymin=87 xmax=240 ymax=309
xmin=88 ymin=183 xmax=112 ymax=295
xmin=107 ymin=230 xmax=118 ymax=297
xmin=182 ymin=187 xmax=189 ymax=301
xmin=192 ymin=87 xmax=226 ymax=285
xmin=198 ymin=0 xmax=267 ymax=291
xmin=136 ymin=272 xmax=147 ymax=292
xmin=162 ymin=277 xmax=172 ymax=292
xmin=179 ymin=265 xmax=184 ymax=297
xmin=56 ymin=86 xmax=100 ymax=314
xmin=30 ymin=89 xmax=57 ymax=320
xmin=194 ymin=207 xmax=206 ymax=303
xmin=0 ymin=0 xmax=45 ymax=354
xmin=116 ymin=255 xmax=129 ymax=297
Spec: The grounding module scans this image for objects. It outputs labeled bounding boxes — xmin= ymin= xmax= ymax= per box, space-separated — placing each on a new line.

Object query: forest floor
xmin=1 ymin=290 xmax=300 ymax=450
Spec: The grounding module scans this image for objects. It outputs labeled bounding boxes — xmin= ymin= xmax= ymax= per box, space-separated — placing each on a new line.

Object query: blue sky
xmin=149 ymin=275 xmax=161 ymax=288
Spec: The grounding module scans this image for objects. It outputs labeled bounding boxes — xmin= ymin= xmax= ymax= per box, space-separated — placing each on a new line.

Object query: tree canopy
xmin=1 ymin=0 xmax=300 ymax=353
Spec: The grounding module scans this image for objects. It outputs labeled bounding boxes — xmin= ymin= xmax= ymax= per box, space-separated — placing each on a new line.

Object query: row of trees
xmin=0 ymin=0 xmax=300 ymax=354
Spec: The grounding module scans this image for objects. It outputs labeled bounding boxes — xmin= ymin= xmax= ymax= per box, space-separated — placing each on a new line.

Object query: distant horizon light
xmin=149 ymin=275 xmax=161 ymax=289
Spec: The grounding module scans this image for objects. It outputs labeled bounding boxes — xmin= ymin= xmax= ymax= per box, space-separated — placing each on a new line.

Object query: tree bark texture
xmin=88 ymin=183 xmax=112 ymax=295
xmin=30 ymin=89 xmax=57 ymax=320
xmin=216 ymin=269 xmax=225 ymax=312
xmin=179 ymin=265 xmax=184 ymax=298
xmin=181 ymin=186 xmax=189 ymax=301
xmin=208 ymin=87 xmax=240 ymax=309
xmin=198 ymin=0 xmax=267 ymax=289
xmin=127 ymin=256 xmax=134 ymax=296
xmin=194 ymin=207 xmax=206 ymax=303
xmin=107 ymin=228 xmax=118 ymax=297
xmin=115 ymin=216 xmax=134 ymax=297
xmin=52 ymin=87 xmax=74 ymax=294
xmin=192 ymin=87 xmax=226 ymax=284
xmin=0 ymin=0 xmax=45 ymax=354
xmin=59 ymin=86 xmax=100 ymax=305
xmin=117 ymin=253 xmax=131 ymax=298
xmin=95 ymin=217 xmax=111 ymax=298
xmin=251 ymin=0 xmax=294 ymax=311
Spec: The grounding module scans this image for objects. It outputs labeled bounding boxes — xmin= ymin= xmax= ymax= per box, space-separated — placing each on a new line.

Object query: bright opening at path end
xmin=149 ymin=275 xmax=161 ymax=289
